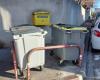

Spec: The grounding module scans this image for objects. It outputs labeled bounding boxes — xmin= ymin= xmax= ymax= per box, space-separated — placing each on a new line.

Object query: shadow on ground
xmin=0 ymin=61 xmax=15 ymax=79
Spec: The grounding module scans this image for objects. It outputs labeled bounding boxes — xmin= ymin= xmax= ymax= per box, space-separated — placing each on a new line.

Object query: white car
xmin=91 ymin=17 xmax=100 ymax=50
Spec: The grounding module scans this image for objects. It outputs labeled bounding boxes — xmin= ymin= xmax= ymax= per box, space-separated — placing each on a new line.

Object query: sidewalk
xmin=0 ymin=48 xmax=87 ymax=80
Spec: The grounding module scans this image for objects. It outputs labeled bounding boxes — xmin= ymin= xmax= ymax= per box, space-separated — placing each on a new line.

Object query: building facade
xmin=0 ymin=0 xmax=87 ymax=46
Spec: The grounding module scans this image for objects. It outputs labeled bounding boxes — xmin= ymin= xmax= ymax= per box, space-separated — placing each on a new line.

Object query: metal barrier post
xmin=11 ymin=42 xmax=18 ymax=80
xmin=26 ymin=44 xmax=83 ymax=80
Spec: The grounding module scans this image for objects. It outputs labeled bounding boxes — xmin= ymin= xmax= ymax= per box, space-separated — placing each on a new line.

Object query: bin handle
xmin=41 ymin=31 xmax=47 ymax=35
xmin=81 ymin=30 xmax=89 ymax=33
xmin=65 ymin=30 xmax=72 ymax=34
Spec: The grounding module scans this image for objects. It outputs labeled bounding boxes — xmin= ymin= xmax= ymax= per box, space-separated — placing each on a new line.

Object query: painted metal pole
xmin=11 ymin=42 xmax=18 ymax=80
xmin=26 ymin=44 xmax=83 ymax=80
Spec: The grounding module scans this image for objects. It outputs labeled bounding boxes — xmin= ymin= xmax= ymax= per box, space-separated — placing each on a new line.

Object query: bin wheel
xmin=23 ymin=77 xmax=31 ymax=80
xmin=18 ymin=69 xmax=24 ymax=76
xmin=57 ymin=60 xmax=64 ymax=66
xmin=18 ymin=69 xmax=31 ymax=80
xmin=39 ymin=66 xmax=43 ymax=71
xmin=18 ymin=69 xmax=27 ymax=79
xmin=72 ymin=59 xmax=79 ymax=65
xmin=49 ymin=50 xmax=55 ymax=56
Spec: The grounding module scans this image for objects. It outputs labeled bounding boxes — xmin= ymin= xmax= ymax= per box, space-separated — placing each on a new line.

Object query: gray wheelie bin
xmin=52 ymin=24 xmax=88 ymax=64
xmin=11 ymin=25 xmax=47 ymax=73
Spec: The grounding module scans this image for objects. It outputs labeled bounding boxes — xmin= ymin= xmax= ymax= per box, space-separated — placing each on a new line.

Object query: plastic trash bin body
xmin=52 ymin=24 xmax=87 ymax=60
xmin=64 ymin=30 xmax=85 ymax=60
xmin=11 ymin=26 xmax=47 ymax=70
xmin=52 ymin=27 xmax=66 ymax=59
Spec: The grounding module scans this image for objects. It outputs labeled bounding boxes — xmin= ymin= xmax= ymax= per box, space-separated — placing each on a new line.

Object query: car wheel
xmin=90 ymin=43 xmax=96 ymax=53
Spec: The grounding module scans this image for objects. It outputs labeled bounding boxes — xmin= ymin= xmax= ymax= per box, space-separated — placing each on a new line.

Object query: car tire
xmin=90 ymin=43 xmax=96 ymax=53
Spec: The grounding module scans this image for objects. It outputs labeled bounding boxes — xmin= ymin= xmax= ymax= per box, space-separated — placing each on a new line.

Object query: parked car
xmin=91 ymin=17 xmax=100 ymax=51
